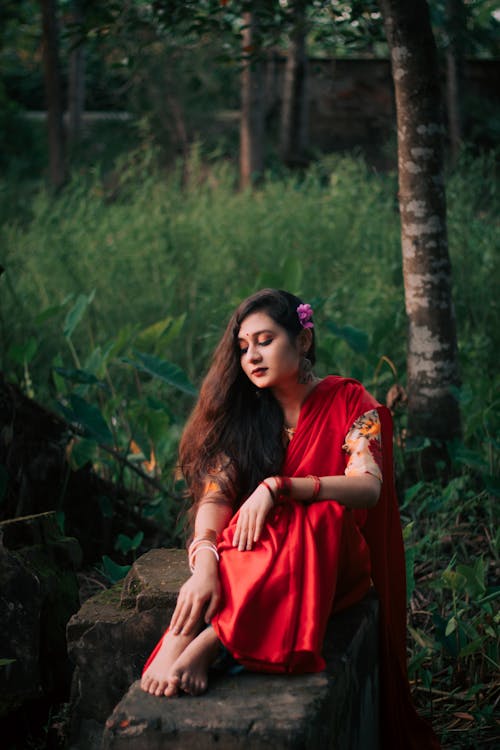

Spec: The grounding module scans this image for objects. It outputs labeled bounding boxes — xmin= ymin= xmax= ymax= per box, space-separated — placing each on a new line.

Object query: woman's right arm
xmin=169 ymin=491 xmax=233 ymax=636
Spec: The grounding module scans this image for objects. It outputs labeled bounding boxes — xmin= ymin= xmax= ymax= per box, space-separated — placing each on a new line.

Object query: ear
xmin=298 ymin=328 xmax=313 ymax=355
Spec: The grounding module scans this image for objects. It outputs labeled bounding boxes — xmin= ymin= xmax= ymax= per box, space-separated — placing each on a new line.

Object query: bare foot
xmin=140 ymin=627 xmax=200 ymax=697
xmin=164 ymin=625 xmax=221 ymax=697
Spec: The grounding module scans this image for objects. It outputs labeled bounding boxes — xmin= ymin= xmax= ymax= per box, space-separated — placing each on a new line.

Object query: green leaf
xmin=402 ymin=521 xmax=414 ymax=541
xmin=114 ymin=531 xmax=144 ymax=555
xmin=403 ymin=481 xmax=426 ymax=505
xmin=405 ymin=545 xmax=416 ymax=602
xmin=69 ymin=437 xmax=98 ymax=470
xmin=445 ymin=616 xmax=458 ymax=637
xmin=63 ymin=291 xmax=95 ymax=339
xmin=0 ymin=658 xmax=16 ymax=666
xmin=326 ymin=321 xmax=369 ymax=354
xmin=101 ymin=555 xmax=130 ymax=584
xmin=7 ymin=337 xmax=38 ymax=366
xmin=60 ymin=394 xmax=113 ymax=444
xmin=459 ymin=637 xmax=485 ymax=658
xmin=35 ymin=301 xmax=67 ymax=325
xmin=131 ymin=530 xmax=144 ymax=549
xmin=135 ymin=315 xmax=186 ymax=351
xmin=53 ymin=367 xmax=105 ymax=387
xmin=404 ymin=436 xmax=432 ymax=454
xmin=441 ymin=569 xmax=467 ymax=593
xmin=456 ymin=559 xmax=486 ymax=599
xmin=124 ymin=351 xmax=197 ymax=396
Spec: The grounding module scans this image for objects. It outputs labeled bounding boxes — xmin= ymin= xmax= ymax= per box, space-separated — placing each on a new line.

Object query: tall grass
xmin=1 ymin=147 xmax=497 ymax=416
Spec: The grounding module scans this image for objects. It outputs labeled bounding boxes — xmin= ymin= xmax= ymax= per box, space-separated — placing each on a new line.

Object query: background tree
xmin=239 ymin=8 xmax=265 ymax=188
xmin=40 ymin=0 xmax=66 ymax=188
xmin=67 ymin=0 xmax=86 ymax=145
xmin=378 ymin=0 xmax=461 ymax=474
xmin=444 ymin=0 xmax=467 ymax=162
xmin=279 ymin=0 xmax=309 ymax=167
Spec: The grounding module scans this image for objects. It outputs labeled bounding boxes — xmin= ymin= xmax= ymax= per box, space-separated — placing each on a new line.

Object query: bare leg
xmin=164 ymin=625 xmax=221 ymax=697
xmin=140 ymin=624 xmax=202 ymax=697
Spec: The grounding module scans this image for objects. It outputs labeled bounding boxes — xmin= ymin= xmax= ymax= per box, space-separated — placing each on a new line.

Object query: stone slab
xmin=120 ymin=549 xmax=189 ymax=611
xmin=102 ymin=592 xmax=379 ymax=750
xmin=67 ymin=550 xmax=188 ymax=748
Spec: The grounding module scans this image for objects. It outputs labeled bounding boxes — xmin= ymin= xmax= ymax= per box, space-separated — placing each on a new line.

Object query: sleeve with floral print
xmin=343 ymin=408 xmax=383 ymax=482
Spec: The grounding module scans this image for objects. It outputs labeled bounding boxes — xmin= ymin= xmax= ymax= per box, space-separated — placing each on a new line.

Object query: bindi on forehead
xmin=238 ymin=327 xmax=274 ymax=341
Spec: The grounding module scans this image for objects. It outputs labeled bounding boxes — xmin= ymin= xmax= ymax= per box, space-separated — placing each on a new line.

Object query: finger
xmin=238 ymin=524 xmax=248 ymax=551
xmin=170 ymin=597 xmax=189 ymax=633
xmin=182 ymin=599 xmax=203 ymax=635
xmin=246 ymin=517 xmax=256 ymax=550
xmin=254 ymin=513 xmax=264 ymax=542
xmin=232 ymin=526 xmax=240 ymax=547
xmin=205 ymin=593 xmax=221 ymax=623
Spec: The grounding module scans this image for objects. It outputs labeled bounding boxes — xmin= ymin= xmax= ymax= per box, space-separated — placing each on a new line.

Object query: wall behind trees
xmin=6 ymin=56 xmax=498 ymax=163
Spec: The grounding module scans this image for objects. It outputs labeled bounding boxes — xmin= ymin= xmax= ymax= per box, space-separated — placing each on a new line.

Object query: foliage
xmin=403 ymin=474 xmax=499 ymax=746
xmin=0 ymin=148 xmax=498 ymax=745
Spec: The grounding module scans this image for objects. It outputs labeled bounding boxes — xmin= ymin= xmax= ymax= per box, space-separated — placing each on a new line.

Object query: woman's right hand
xmin=169 ymin=556 xmax=221 ymax=636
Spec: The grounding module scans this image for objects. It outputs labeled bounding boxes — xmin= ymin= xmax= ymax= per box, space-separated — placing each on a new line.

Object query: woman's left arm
xmin=269 ymin=473 xmax=381 ymax=509
xmin=232 ymin=473 xmax=381 ymax=552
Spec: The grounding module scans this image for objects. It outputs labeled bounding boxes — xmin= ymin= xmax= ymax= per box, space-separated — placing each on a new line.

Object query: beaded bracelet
xmin=306 ymin=474 xmax=321 ymax=502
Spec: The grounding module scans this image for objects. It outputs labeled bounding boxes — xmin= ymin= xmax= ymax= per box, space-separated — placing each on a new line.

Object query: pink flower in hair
xmin=297 ymin=303 xmax=314 ymax=329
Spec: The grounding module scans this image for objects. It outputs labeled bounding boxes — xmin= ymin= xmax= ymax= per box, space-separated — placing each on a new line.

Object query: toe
xmin=148 ymin=680 xmax=159 ymax=695
xmin=164 ymin=674 xmax=180 ymax=697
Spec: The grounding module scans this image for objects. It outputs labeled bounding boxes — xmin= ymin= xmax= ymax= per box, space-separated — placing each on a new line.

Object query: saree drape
xmin=211 ymin=376 xmax=440 ymax=749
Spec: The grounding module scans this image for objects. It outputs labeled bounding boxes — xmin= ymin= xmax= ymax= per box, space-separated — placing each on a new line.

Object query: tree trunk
xmin=40 ymin=0 xmax=66 ymax=189
xmin=445 ymin=0 xmax=466 ymax=163
xmin=68 ymin=0 xmax=86 ymax=145
xmin=279 ymin=0 xmax=309 ymax=167
xmin=239 ymin=11 xmax=265 ymax=189
xmin=379 ymin=0 xmax=461 ymax=474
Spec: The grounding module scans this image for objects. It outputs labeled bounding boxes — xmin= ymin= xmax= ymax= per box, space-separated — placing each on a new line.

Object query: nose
xmin=247 ymin=343 xmax=262 ymax=362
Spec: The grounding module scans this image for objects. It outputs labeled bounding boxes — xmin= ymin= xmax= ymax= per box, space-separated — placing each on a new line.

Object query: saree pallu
xmin=212 ymin=376 xmax=440 ymax=749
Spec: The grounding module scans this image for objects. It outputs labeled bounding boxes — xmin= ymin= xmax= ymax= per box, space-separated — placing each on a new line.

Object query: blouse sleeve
xmin=343 ymin=408 xmax=383 ymax=482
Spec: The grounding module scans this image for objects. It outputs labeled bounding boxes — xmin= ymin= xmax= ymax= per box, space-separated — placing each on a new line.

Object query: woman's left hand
xmin=232 ymin=481 xmax=275 ymax=551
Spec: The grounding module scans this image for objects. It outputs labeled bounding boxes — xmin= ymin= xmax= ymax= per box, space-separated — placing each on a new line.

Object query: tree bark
xmin=239 ymin=11 xmax=265 ymax=189
xmin=68 ymin=0 xmax=86 ymax=145
xmin=445 ymin=0 xmax=466 ymax=163
xmin=379 ymin=0 xmax=461 ymax=472
xmin=40 ymin=0 xmax=67 ymax=189
xmin=279 ymin=0 xmax=309 ymax=167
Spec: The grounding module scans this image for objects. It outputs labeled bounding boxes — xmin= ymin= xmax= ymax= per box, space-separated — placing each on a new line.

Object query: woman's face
xmin=237 ymin=311 xmax=302 ymax=390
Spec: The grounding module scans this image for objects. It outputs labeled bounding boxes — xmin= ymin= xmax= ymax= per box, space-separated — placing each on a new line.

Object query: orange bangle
xmin=306 ymin=474 xmax=321 ymax=501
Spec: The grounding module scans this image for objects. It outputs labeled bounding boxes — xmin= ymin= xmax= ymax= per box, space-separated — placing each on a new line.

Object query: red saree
xmin=211 ymin=376 xmax=440 ymax=749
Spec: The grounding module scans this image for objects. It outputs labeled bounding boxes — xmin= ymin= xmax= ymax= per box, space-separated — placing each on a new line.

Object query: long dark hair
xmin=179 ymin=289 xmax=316 ymax=517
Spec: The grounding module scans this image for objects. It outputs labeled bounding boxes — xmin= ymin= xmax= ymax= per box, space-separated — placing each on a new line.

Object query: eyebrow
xmin=237 ymin=329 xmax=275 ymax=342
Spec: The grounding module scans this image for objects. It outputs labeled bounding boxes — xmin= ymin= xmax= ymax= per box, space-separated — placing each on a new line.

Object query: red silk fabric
xmin=211 ymin=376 xmax=440 ymax=749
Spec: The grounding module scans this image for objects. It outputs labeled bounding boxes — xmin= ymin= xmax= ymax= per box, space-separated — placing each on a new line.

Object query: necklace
xmin=283 ymin=425 xmax=296 ymax=439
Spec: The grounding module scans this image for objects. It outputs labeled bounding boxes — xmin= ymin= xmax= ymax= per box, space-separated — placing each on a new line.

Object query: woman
xmin=140 ymin=289 xmax=440 ymax=749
